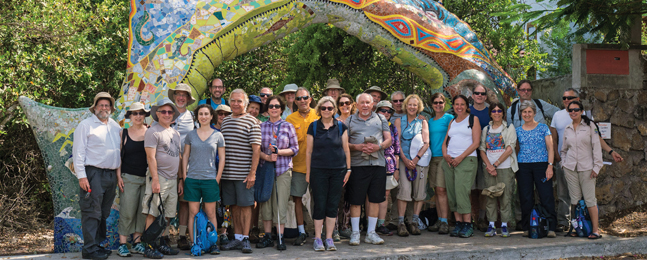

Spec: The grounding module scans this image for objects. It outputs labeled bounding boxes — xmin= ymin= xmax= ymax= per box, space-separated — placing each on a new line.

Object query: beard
xmin=176 ymin=103 xmax=186 ymax=108
xmin=95 ymin=110 xmax=110 ymax=120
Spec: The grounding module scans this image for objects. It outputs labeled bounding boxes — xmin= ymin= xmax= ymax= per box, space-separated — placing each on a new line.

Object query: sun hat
xmin=168 ymin=83 xmax=196 ymax=105
xmin=89 ymin=92 xmax=116 ymax=114
xmin=125 ymin=102 xmax=150 ymax=118
xmin=375 ymin=100 xmax=394 ymax=111
xmin=482 ymin=182 xmax=506 ymax=198
xmin=249 ymin=95 xmax=263 ymax=105
xmin=323 ymin=78 xmax=344 ymax=94
xmin=364 ymin=86 xmax=388 ymax=100
xmin=280 ymin=84 xmax=298 ymax=95
xmin=386 ymin=175 xmax=399 ymax=190
xmin=150 ymin=98 xmax=180 ymax=122
xmin=215 ymin=104 xmax=232 ymax=114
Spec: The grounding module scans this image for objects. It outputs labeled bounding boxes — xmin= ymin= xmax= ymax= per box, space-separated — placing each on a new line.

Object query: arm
xmin=599 ymin=137 xmax=624 ymax=162
xmin=181 ymin=144 xmax=190 ymax=180
xmin=342 ymin=131 xmax=352 ymax=186
xmin=245 ymin=143 xmax=261 ymax=189
xmin=543 ymin=100 xmax=561 ymax=119
xmin=217 ymin=147 xmax=225 ymax=183
xmin=279 ymin=125 xmax=298 ymax=157
xmin=591 ymin=124 xmax=603 ymax=175
xmin=177 ymin=152 xmax=183 ymax=196
xmin=545 ymin=133 xmax=554 ymax=180
xmin=442 ymin=123 xmax=452 ymax=164
xmin=550 ymin=127 xmax=561 ymax=163
xmin=395 ymin=118 xmax=410 ymax=166
xmin=116 ymin=129 xmax=124 ymax=192
xmin=453 ymin=119 xmax=482 ymax=166
xmin=72 ymin=122 xmax=89 ymax=191
xmin=145 ymin=147 xmax=160 ymax=193
xmin=305 ymin=134 xmax=313 ymax=183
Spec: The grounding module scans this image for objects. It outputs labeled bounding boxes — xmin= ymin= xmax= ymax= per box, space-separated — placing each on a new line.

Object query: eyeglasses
xmin=131 ymin=111 xmax=147 ymax=116
xmin=175 ymin=93 xmax=189 ymax=98
xmin=217 ymin=112 xmax=229 ymax=116
xmin=392 ymin=99 xmax=404 ymax=103
xmin=562 ymin=96 xmax=577 ymax=100
xmin=295 ymin=96 xmax=310 ymax=101
xmin=433 ymin=101 xmax=445 ymax=105
xmin=491 ymin=109 xmax=503 ymax=114
xmin=568 ymin=108 xmax=582 ymax=113
xmin=157 ymin=110 xmax=174 ymax=115
xmin=378 ymin=108 xmax=394 ymax=114
xmin=211 ymin=85 xmax=225 ymax=89
xmin=473 ymin=91 xmax=487 ymax=96
xmin=260 ymin=93 xmax=272 ymax=98
xmin=96 ymin=104 xmax=112 ymax=108
xmin=518 ymin=88 xmax=532 ymax=93
xmin=267 ymin=104 xmax=282 ymax=109
xmin=339 ymin=101 xmax=352 ymax=106
xmin=320 ymin=106 xmax=334 ymax=111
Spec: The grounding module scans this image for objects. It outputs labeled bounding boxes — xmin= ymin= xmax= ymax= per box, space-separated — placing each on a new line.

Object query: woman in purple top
xmin=256 ymin=96 xmax=299 ymax=250
xmin=374 ymin=101 xmax=399 ymax=236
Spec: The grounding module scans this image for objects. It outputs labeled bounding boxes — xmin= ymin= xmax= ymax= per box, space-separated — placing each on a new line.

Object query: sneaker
xmin=459 ymin=223 xmax=474 ymax=238
xmin=256 ymin=235 xmax=274 ymax=248
xmin=409 ymin=222 xmax=421 ymax=235
xmin=143 ymin=245 xmax=163 ymax=259
xmin=349 ymin=231 xmax=361 ymax=246
xmin=222 ymin=239 xmax=243 ymax=250
xmin=501 ymin=226 xmax=511 ymax=238
xmin=209 ymin=244 xmax=220 ymax=255
xmin=376 ymin=225 xmax=393 ymax=236
xmin=339 ymin=228 xmax=352 ymax=238
xmin=484 ymin=226 xmax=496 ymax=237
xmin=249 ymin=227 xmax=261 ymax=243
xmin=313 ymin=238 xmax=325 ymax=251
xmin=547 ymin=231 xmax=557 ymax=238
xmin=364 ymin=231 xmax=384 ymax=245
xmin=324 ymin=238 xmax=337 ymax=251
xmin=427 ymin=220 xmax=440 ymax=232
xmin=332 ymin=230 xmax=341 ymax=242
xmin=158 ymin=236 xmax=178 ymax=255
xmin=241 ymin=238 xmax=253 ymax=253
xmin=276 ymin=237 xmax=286 ymax=251
xmin=177 ymin=236 xmax=190 ymax=250
xmin=397 ymin=223 xmax=409 ymax=237
xmin=438 ymin=221 xmax=450 ymax=234
xmin=132 ymin=243 xmax=146 ymax=255
xmin=450 ymin=222 xmax=462 ymax=237
xmin=293 ymin=233 xmax=308 ymax=246
xmin=117 ymin=244 xmax=131 ymax=257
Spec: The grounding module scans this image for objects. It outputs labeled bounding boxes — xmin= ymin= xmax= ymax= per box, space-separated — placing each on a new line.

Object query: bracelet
xmin=416 ymin=154 xmax=421 ymax=160
xmin=609 ymin=149 xmax=614 ymax=155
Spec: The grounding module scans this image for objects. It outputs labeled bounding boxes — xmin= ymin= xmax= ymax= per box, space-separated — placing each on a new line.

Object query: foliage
xmin=538 ymin=20 xmax=604 ymax=78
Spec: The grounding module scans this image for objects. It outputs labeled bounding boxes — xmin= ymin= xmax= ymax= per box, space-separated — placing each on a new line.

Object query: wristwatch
xmin=548 ymin=162 xmax=554 ymax=166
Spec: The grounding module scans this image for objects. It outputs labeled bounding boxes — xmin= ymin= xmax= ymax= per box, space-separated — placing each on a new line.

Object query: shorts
xmin=563 ymin=167 xmax=597 ymax=207
xmin=183 ymin=178 xmax=220 ymax=203
xmin=260 ymin=170 xmax=292 ymax=224
xmin=142 ymin=174 xmax=178 ymax=218
xmin=118 ymin=173 xmax=147 ymax=236
xmin=428 ymin=157 xmax=445 ymax=188
xmin=290 ymin=171 xmax=309 ymax=197
xmin=221 ymin=179 xmax=255 ymax=207
xmin=397 ymin=161 xmax=429 ymax=202
xmin=346 ymin=166 xmax=386 ymax=205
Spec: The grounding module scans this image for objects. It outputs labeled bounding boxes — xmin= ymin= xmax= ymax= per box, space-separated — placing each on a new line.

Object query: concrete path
xmin=3 ymin=230 xmax=647 ymax=260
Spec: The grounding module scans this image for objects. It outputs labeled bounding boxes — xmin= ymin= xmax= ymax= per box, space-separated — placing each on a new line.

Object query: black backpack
xmin=510 ymin=99 xmax=545 ymax=124
xmin=141 ymin=194 xmax=167 ymax=245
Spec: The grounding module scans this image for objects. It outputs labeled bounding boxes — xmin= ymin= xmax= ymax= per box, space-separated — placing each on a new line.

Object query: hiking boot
xmin=313 ymin=238 xmax=325 ymax=251
xmin=98 ymin=247 xmax=112 ymax=256
xmin=376 ymin=225 xmax=393 ymax=236
xmin=459 ymin=223 xmax=474 ymax=238
xmin=132 ymin=243 xmax=146 ymax=255
xmin=276 ymin=237 xmax=286 ymax=251
xmin=241 ymin=238 xmax=253 ymax=253
xmin=364 ymin=231 xmax=384 ymax=245
xmin=222 ymin=239 xmax=243 ymax=250
xmin=117 ymin=244 xmax=131 ymax=257
xmin=209 ymin=244 xmax=220 ymax=255
xmin=249 ymin=227 xmax=261 ymax=243
xmin=177 ymin=236 xmax=190 ymax=250
xmin=82 ymin=250 xmax=109 ymax=260
xmin=324 ymin=238 xmax=337 ymax=251
xmin=157 ymin=237 xmax=179 ymax=255
xmin=256 ymin=235 xmax=274 ymax=248
xmin=484 ymin=225 xmax=496 ymax=237
xmin=547 ymin=231 xmax=557 ymax=238
xmin=409 ymin=222 xmax=421 ymax=235
xmin=339 ymin=228 xmax=352 ymax=238
xmin=143 ymin=245 xmax=163 ymax=259
xmin=349 ymin=231 xmax=361 ymax=246
xmin=386 ymin=223 xmax=398 ymax=231
xmin=438 ymin=221 xmax=450 ymax=234
xmin=332 ymin=229 xmax=341 ymax=242
xmin=427 ymin=220 xmax=440 ymax=232
xmin=450 ymin=222 xmax=462 ymax=237
xmin=293 ymin=233 xmax=308 ymax=246
xmin=501 ymin=226 xmax=511 ymax=238
xmin=397 ymin=223 xmax=410 ymax=237
xmin=218 ymin=234 xmax=230 ymax=247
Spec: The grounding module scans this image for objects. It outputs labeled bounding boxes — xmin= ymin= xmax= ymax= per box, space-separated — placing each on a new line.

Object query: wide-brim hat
xmin=375 ymin=100 xmax=393 ymax=111
xmin=364 ymin=86 xmax=388 ymax=100
xmin=89 ymin=92 xmax=116 ymax=114
xmin=151 ymin=98 xmax=180 ymax=122
xmin=125 ymin=102 xmax=151 ymax=118
xmin=482 ymin=182 xmax=506 ymax=198
xmin=323 ymin=78 xmax=345 ymax=94
xmin=280 ymin=83 xmax=298 ymax=95
xmin=168 ymin=83 xmax=196 ymax=106
xmin=215 ymin=104 xmax=232 ymax=114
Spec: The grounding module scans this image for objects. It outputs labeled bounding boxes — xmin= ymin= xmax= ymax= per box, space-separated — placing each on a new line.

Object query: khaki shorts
xmin=118 ymin=173 xmax=147 ymax=235
xmin=428 ymin=157 xmax=445 ymax=188
xmin=397 ymin=161 xmax=429 ymax=202
xmin=290 ymin=171 xmax=309 ymax=197
xmin=563 ymin=167 xmax=597 ymax=207
xmin=142 ymin=174 xmax=178 ymax=218
xmin=260 ymin=170 xmax=292 ymax=224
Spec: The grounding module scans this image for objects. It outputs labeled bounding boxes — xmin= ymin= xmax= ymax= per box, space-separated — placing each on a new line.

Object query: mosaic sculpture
xmin=19 ymin=0 xmax=516 ymax=252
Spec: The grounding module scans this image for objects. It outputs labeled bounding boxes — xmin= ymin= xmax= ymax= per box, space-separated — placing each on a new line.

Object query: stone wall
xmin=531 ymin=74 xmax=573 ymax=105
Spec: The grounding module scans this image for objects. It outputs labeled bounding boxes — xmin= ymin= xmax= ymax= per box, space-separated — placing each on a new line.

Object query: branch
xmin=0 ymin=102 xmax=19 ymax=133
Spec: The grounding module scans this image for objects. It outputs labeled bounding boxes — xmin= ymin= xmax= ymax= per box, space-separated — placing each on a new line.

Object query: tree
xmin=538 ymin=20 xmax=604 ymax=78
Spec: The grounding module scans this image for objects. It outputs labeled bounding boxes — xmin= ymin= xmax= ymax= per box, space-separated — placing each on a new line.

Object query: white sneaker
xmin=364 ymin=231 xmax=384 ymax=245
xmin=349 ymin=231 xmax=361 ymax=246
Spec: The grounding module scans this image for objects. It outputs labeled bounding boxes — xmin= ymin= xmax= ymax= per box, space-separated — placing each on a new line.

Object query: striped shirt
xmin=220 ymin=114 xmax=262 ymax=180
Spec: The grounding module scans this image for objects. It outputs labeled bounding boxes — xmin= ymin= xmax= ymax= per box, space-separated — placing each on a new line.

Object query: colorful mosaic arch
xmin=19 ymin=0 xmax=517 ymax=252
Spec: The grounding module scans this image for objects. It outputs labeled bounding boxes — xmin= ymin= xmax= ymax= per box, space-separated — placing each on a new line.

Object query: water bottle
xmin=271 ymin=135 xmax=278 ymax=154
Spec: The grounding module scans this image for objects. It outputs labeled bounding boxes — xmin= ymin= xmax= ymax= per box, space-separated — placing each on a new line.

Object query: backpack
xmin=575 ymin=199 xmax=594 ymax=237
xmin=312 ymin=120 xmax=343 ymax=137
xmin=190 ymin=209 xmax=218 ymax=256
xmin=529 ymin=204 xmax=551 ymax=239
xmin=141 ymin=194 xmax=167 ymax=245
xmin=510 ymin=99 xmax=545 ymax=124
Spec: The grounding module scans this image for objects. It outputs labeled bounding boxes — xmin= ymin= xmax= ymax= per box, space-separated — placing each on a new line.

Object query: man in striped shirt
xmin=220 ymin=89 xmax=262 ymax=253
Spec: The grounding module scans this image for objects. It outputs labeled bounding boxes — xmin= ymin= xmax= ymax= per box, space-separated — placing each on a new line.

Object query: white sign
xmin=598 ymin=122 xmax=611 ymax=139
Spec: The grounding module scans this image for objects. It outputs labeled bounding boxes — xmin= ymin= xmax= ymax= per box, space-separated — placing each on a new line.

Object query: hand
xmin=152 ymin=178 xmax=161 ymax=194
xmin=117 ymin=176 xmax=124 ymax=193
xmin=406 ymin=159 xmax=416 ymax=170
xmin=545 ymin=167 xmax=554 ymax=180
xmin=451 ymin=156 xmax=464 ymax=167
xmin=244 ymin=172 xmax=256 ymax=189
xmin=354 ymin=143 xmax=366 ymax=152
xmin=611 ymin=151 xmax=624 ymax=162
xmin=393 ymin=171 xmax=399 ymax=182
xmin=177 ymin=180 xmax=184 ymax=196
xmin=362 ymin=143 xmax=379 ymax=154
xmin=216 ymin=176 xmax=221 ymax=184
xmin=443 ymin=154 xmax=453 ymax=165
xmin=554 ymin=153 xmax=561 ymax=163
xmin=486 ymin=164 xmax=497 ymax=176
xmin=488 ymin=167 xmax=498 ymax=176
xmin=305 ymin=174 xmax=310 ymax=184
xmin=268 ymin=153 xmax=278 ymax=162
xmin=78 ymin=178 xmax=90 ymax=192
xmin=590 ymin=170 xmax=598 ymax=179
xmin=417 ymin=115 xmax=426 ymax=120
xmin=343 ymin=171 xmax=351 ymax=187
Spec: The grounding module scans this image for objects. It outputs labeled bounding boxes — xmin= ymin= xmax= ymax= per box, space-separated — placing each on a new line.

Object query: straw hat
xmin=151 ymin=98 xmax=180 ymax=122
xmin=125 ymin=102 xmax=150 ymax=118
xmin=323 ymin=78 xmax=344 ymax=94
xmin=89 ymin=92 xmax=116 ymax=114
xmin=375 ymin=100 xmax=394 ymax=111
xmin=280 ymin=84 xmax=298 ymax=95
xmin=168 ymin=83 xmax=196 ymax=105
xmin=215 ymin=104 xmax=232 ymax=114
xmin=364 ymin=86 xmax=388 ymax=100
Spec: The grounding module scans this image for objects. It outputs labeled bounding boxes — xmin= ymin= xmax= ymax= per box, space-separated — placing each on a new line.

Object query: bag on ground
xmin=529 ymin=204 xmax=550 ymax=239
xmin=576 ymin=199 xmax=593 ymax=237
xmin=141 ymin=193 xmax=167 ymax=245
xmin=191 ymin=209 xmax=218 ymax=256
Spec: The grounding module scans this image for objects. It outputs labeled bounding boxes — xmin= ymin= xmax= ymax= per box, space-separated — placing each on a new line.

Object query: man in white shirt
xmin=72 ymin=92 xmax=121 ymax=260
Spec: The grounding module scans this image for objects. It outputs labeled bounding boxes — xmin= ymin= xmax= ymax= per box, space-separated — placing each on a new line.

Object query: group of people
xmin=73 ymin=78 xmax=622 ymax=260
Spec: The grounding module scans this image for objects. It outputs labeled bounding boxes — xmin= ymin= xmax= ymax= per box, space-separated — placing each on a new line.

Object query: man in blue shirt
xmin=198 ymin=78 xmax=228 ymax=109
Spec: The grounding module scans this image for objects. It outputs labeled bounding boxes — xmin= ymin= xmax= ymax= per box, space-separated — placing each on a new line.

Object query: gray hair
xmin=315 ymin=96 xmax=337 ymax=117
xmin=390 ymin=90 xmax=405 ymax=100
xmin=296 ymin=87 xmax=311 ymax=97
xmin=229 ymin=88 xmax=249 ymax=110
xmin=357 ymin=93 xmax=373 ymax=103
xmin=564 ymin=88 xmax=579 ymax=97
xmin=519 ymin=100 xmax=536 ymax=114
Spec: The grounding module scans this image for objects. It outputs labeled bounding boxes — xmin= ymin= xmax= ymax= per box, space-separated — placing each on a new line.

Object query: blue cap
xmin=249 ymin=95 xmax=262 ymax=105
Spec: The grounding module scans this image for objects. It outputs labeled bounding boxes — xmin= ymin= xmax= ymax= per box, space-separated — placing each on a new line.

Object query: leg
xmin=79 ymin=167 xmax=102 ymax=254
xmin=442 ymin=161 xmax=457 ymax=214
xmin=325 ymin=217 xmax=336 ymax=240
xmin=533 ymin=163 xmax=556 ymax=231
xmin=188 ymin=202 xmax=201 ymax=241
xmin=516 ymin=164 xmax=535 ymax=231
xmin=179 ymin=201 xmax=189 ymax=236
xmin=483 ymin=169 xmax=498 ymax=224
xmin=588 ymin=206 xmax=599 ymax=234
xmin=436 ymin=187 xmax=449 ymax=219
xmin=232 ymin=205 xmax=242 ymax=236
xmin=97 ymin=169 xmax=117 ymax=245
xmin=310 ymin=168 xmax=330 ymax=239
xmin=240 ymin=206 xmax=253 ymax=236
xmin=379 ymin=190 xmax=389 ymax=220
xmin=293 ymin=197 xmax=304 ymax=228
xmin=554 ymin=164 xmax=571 ymax=229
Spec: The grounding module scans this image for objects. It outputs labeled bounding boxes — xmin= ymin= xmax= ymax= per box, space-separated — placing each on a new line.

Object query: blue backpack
xmin=529 ymin=204 xmax=550 ymax=239
xmin=191 ymin=210 xmax=218 ymax=256
xmin=576 ymin=199 xmax=593 ymax=237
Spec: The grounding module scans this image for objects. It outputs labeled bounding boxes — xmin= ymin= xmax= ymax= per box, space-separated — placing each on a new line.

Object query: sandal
xmin=588 ymin=233 xmax=602 ymax=239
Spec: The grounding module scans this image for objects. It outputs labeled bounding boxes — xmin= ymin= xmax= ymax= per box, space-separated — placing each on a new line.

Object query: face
xmin=229 ymin=92 xmax=246 ymax=115
xmin=453 ymin=97 xmax=467 ymax=116
xmin=174 ymin=90 xmax=190 ymax=108
xmin=517 ymin=82 xmax=532 ymax=100
xmin=521 ymin=107 xmax=536 ymax=123
xmin=283 ymin=92 xmax=295 ymax=103
xmin=338 ymin=97 xmax=352 ymax=115
xmin=562 ymin=90 xmax=579 ymax=108
xmin=267 ymin=99 xmax=282 ymax=118
xmin=369 ymin=91 xmax=382 ymax=104
xmin=94 ymin=99 xmax=112 ymax=120
xmin=358 ymin=94 xmax=373 ymax=116
xmin=490 ymin=106 xmax=504 ymax=123
xmin=156 ymin=104 xmax=175 ymax=125
xmin=129 ymin=109 xmax=146 ymax=124
xmin=259 ymin=88 xmax=273 ymax=104
xmin=247 ymin=102 xmax=261 ymax=117
xmin=432 ymin=97 xmax=445 ymax=114
xmin=216 ymin=111 xmax=230 ymax=124
xmin=391 ymin=93 xmax=404 ymax=112
xmin=197 ymin=107 xmax=213 ymax=126
xmin=326 ymin=89 xmax=340 ymax=100
xmin=377 ymin=106 xmax=393 ymax=121
xmin=210 ymin=79 xmax=225 ymax=99
xmin=473 ymin=86 xmax=487 ymax=105
xmin=406 ymin=98 xmax=419 ymax=115
xmin=320 ymin=101 xmax=335 ymax=119
xmin=295 ymin=89 xmax=311 ymax=112
xmin=567 ymin=103 xmax=583 ymax=121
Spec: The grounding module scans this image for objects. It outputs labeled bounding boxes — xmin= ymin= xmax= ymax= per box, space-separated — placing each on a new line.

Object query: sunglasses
xmin=260 ymin=93 xmax=272 ymax=97
xmin=378 ymin=108 xmax=394 ymax=114
xmin=433 ymin=101 xmax=445 ymax=105
xmin=217 ymin=112 xmax=229 ymax=116
xmin=491 ymin=109 xmax=503 ymax=114
xmin=267 ymin=104 xmax=281 ymax=109
xmin=562 ymin=96 xmax=577 ymax=100
xmin=320 ymin=106 xmax=334 ymax=111
xmin=568 ymin=108 xmax=582 ymax=113
xmin=157 ymin=110 xmax=174 ymax=115
xmin=518 ymin=88 xmax=532 ymax=93
xmin=339 ymin=101 xmax=352 ymax=106
xmin=130 ymin=111 xmax=147 ymax=116
xmin=295 ymin=96 xmax=310 ymax=101
xmin=473 ymin=91 xmax=487 ymax=96
xmin=392 ymin=99 xmax=404 ymax=103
